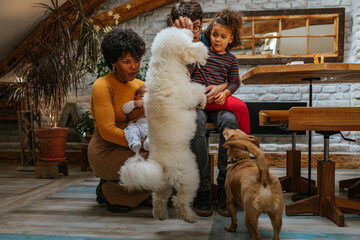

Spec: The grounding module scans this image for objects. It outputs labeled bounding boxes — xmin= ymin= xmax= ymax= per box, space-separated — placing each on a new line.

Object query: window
xmin=202 ymin=8 xmax=344 ymax=64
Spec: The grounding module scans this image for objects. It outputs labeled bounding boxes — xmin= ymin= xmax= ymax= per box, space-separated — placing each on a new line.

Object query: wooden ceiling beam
xmin=93 ymin=0 xmax=176 ymax=30
xmin=0 ymin=0 xmax=176 ymax=78
xmin=0 ymin=0 xmax=107 ymax=78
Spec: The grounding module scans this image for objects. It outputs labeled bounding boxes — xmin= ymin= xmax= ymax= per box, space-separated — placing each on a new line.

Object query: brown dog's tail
xmin=224 ymin=140 xmax=269 ymax=183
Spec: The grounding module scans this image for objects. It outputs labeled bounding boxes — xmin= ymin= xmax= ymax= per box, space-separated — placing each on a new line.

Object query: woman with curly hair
xmin=88 ymin=28 xmax=151 ymax=213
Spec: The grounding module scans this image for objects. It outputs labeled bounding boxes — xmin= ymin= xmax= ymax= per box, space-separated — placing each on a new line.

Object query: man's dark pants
xmin=191 ymin=109 xmax=239 ymax=192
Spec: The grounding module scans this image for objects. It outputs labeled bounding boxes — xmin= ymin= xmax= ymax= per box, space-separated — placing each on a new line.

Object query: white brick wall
xmin=67 ymin=0 xmax=360 ymax=154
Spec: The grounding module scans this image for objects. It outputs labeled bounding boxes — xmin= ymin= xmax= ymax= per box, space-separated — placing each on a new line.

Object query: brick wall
xmin=4 ymin=0 xmax=360 ymax=154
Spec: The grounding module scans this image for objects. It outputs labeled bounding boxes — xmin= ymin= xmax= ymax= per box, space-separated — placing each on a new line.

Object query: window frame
xmin=202 ymin=8 xmax=345 ymax=65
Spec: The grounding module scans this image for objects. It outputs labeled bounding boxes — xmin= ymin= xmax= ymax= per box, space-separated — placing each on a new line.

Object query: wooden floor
xmin=0 ymin=162 xmax=359 ymax=240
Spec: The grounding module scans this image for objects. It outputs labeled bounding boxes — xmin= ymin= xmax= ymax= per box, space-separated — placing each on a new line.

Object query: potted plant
xmin=75 ymin=111 xmax=94 ymax=142
xmin=12 ymin=0 xmax=102 ymax=161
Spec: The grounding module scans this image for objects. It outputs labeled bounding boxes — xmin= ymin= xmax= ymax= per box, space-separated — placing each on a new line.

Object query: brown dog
xmin=222 ymin=128 xmax=283 ymax=240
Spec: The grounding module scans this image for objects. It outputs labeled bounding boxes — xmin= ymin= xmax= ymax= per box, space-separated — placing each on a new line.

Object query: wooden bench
xmin=259 ymin=110 xmax=316 ymax=194
xmin=286 ymin=107 xmax=360 ymax=227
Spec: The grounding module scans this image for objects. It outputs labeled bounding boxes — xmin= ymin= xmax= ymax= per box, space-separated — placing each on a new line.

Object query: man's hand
xmin=127 ymin=107 xmax=145 ymax=123
xmin=173 ymin=16 xmax=193 ymax=31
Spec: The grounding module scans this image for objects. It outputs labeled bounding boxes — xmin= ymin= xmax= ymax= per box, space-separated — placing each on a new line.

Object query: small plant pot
xmin=37 ymin=127 xmax=68 ymax=161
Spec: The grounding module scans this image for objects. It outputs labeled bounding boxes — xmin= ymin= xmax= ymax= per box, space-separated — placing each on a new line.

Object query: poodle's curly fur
xmin=120 ymin=27 xmax=208 ymax=223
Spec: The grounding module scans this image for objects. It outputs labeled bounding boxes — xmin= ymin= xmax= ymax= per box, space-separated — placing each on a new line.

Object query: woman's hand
xmin=206 ymin=82 xmax=229 ymax=103
xmin=127 ymin=106 xmax=145 ymax=123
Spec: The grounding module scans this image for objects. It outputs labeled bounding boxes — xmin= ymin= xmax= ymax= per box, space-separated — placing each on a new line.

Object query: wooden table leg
xmin=318 ymin=161 xmax=344 ymax=227
xmin=209 ymin=153 xmax=218 ymax=202
xmin=335 ymin=196 xmax=360 ymax=213
xmin=339 ymin=178 xmax=360 ymax=198
xmin=286 ymin=160 xmax=360 ymax=227
xmin=279 ymin=150 xmax=316 ymax=193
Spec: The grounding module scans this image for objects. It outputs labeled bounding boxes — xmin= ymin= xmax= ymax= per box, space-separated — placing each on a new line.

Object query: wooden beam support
xmin=93 ymin=0 xmax=175 ymax=30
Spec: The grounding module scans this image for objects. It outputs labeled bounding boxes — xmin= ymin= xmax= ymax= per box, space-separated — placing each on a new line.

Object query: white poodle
xmin=119 ymin=27 xmax=208 ymax=223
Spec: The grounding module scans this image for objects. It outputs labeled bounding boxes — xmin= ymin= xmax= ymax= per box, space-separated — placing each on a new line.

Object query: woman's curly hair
xmin=101 ymin=28 xmax=146 ymax=69
xmin=204 ymin=9 xmax=242 ymax=50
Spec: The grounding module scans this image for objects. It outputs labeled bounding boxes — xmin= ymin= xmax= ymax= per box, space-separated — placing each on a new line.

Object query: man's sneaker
xmin=195 ymin=190 xmax=214 ymax=217
xmin=217 ymin=187 xmax=230 ymax=217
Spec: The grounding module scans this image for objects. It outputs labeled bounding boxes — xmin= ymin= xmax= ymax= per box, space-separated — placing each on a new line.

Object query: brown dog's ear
xmin=223 ymin=128 xmax=230 ymax=141
xmin=247 ymin=135 xmax=260 ymax=147
xmin=223 ymin=140 xmax=249 ymax=151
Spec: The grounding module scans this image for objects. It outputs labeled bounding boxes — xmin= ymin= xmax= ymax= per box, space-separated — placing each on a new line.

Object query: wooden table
xmin=258 ymin=110 xmax=316 ymax=194
xmin=241 ymin=63 xmax=360 ymax=226
xmin=242 ymin=63 xmax=360 ymax=182
xmin=286 ymin=107 xmax=360 ymax=227
xmin=243 ymin=63 xmax=360 ymax=194
xmin=241 ymin=63 xmax=360 ymax=84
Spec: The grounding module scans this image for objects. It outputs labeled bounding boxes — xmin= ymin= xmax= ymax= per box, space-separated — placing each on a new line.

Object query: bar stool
xmin=258 ymin=110 xmax=316 ymax=194
xmin=285 ymin=107 xmax=360 ymax=227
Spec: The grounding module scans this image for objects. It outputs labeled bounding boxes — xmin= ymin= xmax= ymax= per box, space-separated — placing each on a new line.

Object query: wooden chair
xmin=206 ymin=122 xmax=219 ymax=201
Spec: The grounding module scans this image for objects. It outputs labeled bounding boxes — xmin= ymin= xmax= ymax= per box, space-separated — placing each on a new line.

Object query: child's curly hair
xmin=101 ymin=28 xmax=146 ymax=69
xmin=204 ymin=9 xmax=242 ymax=50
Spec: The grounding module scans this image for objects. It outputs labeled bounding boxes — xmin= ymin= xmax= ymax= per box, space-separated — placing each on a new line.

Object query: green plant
xmin=136 ymin=64 xmax=148 ymax=81
xmin=76 ymin=111 xmax=94 ymax=137
xmin=95 ymin=57 xmax=112 ymax=79
xmin=12 ymin=0 xmax=102 ymax=127
xmin=89 ymin=61 xmax=148 ymax=84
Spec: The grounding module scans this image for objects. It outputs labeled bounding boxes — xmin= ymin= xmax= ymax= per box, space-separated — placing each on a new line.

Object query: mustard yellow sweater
xmin=91 ymin=72 xmax=145 ymax=147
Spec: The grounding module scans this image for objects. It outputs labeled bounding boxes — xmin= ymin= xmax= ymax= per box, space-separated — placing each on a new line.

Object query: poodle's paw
xmin=153 ymin=207 xmax=169 ymax=221
xmin=198 ymin=94 xmax=207 ymax=109
xmin=194 ymin=42 xmax=208 ymax=66
xmin=182 ymin=212 xmax=197 ymax=223
xmin=173 ymin=197 xmax=197 ymax=223
xmin=192 ymin=84 xmax=207 ymax=109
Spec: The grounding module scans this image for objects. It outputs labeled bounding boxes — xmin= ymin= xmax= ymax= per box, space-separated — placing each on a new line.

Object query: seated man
xmin=171 ymin=0 xmax=240 ymax=217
